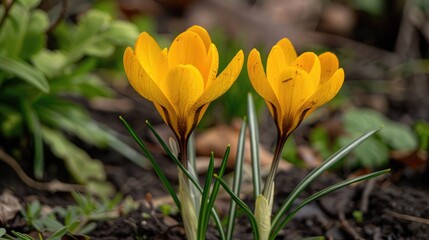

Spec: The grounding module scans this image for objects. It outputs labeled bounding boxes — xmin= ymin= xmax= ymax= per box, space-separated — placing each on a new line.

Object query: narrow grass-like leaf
xmin=21 ymin=100 xmax=44 ymax=179
xmin=197 ymin=152 xmax=215 ymax=240
xmin=269 ymin=169 xmax=390 ymax=239
xmin=203 ymin=146 xmax=230 ymax=235
xmin=226 ymin=117 xmax=247 ymax=240
xmin=247 ymin=93 xmax=261 ymax=198
xmin=271 ymin=128 xmax=380 ymax=230
xmin=119 ymin=116 xmax=180 ymax=209
xmin=145 ymin=121 xmax=225 ymax=239
xmin=214 ymin=174 xmax=259 ymax=240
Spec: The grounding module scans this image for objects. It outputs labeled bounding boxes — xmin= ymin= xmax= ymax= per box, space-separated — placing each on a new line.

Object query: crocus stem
xmin=178 ymin=138 xmax=198 ymax=240
xmin=262 ymin=134 xmax=287 ymax=198
xmin=179 ymin=138 xmax=188 ymax=169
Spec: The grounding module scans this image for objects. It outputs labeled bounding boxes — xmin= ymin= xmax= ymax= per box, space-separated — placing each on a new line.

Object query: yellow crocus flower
xmin=124 ymin=25 xmax=244 ymax=146
xmin=248 ymin=38 xmax=344 ymax=139
xmin=248 ymin=40 xmax=345 ymax=229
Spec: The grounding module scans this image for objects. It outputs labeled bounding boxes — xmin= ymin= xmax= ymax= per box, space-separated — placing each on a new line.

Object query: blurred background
xmin=1 ymin=0 xmax=428 ymax=198
xmin=1 ymin=0 xmax=429 ymax=238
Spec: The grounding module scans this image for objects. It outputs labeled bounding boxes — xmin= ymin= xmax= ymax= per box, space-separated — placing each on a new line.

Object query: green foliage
xmin=415 ymin=121 xmax=429 ymax=150
xmin=15 ymin=194 xmax=136 ymax=239
xmin=342 ymin=108 xmax=417 ymax=168
xmin=308 ymin=108 xmax=419 ymax=169
xmin=0 ymin=2 xmax=145 ymax=184
xmin=347 ymin=0 xmax=385 ymax=15
xmin=281 ymin=137 xmax=306 ymax=168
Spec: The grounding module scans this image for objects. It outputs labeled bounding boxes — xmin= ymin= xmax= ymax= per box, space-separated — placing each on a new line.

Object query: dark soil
xmin=89 ymin=165 xmax=429 ymax=240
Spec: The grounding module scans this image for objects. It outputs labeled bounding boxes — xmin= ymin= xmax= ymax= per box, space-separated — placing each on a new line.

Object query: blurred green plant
xmin=347 ymin=0 xmax=385 ymax=15
xmin=200 ymin=28 xmax=265 ymax=126
xmin=0 ymin=0 xmax=146 ymax=186
xmin=415 ymin=120 xmax=429 ymax=151
xmin=308 ymin=108 xmax=418 ymax=169
xmin=14 ymin=192 xmax=137 ymax=239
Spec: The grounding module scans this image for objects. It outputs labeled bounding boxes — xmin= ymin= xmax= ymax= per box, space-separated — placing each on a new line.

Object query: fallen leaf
xmin=297 ymin=145 xmax=323 ymax=168
xmin=0 ymin=190 xmax=22 ymax=224
xmin=391 ymin=150 xmax=427 ymax=169
xmin=195 ymin=120 xmax=291 ymax=173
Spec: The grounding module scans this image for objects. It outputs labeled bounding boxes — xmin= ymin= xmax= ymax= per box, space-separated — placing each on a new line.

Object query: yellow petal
xmin=123 ymin=47 xmax=172 ymax=110
xmin=168 ymin=30 xmax=207 ymax=77
xmin=276 ymin=38 xmax=297 ymax=66
xmin=247 ymin=49 xmax=280 ymax=118
xmin=165 ymin=64 xmax=204 ymax=114
xmin=134 ymin=32 xmax=166 ymax=81
xmin=193 ymin=50 xmax=244 ymax=108
xmin=203 ymin=44 xmax=219 ymax=86
xmin=294 ymin=52 xmax=321 ymax=94
xmin=300 ymin=68 xmax=344 ymax=110
xmin=266 ymin=45 xmax=286 ymax=85
xmin=274 ymin=67 xmax=311 ymax=119
xmin=195 ymin=103 xmax=210 ymax=124
xmin=187 ymin=25 xmax=212 ymax=52
xmin=319 ymin=52 xmax=339 ymax=83
xmin=153 ymin=103 xmax=179 ymax=141
xmin=293 ymin=68 xmax=344 ymax=133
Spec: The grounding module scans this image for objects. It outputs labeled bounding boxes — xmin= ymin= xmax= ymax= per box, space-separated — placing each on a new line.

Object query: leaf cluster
xmin=307 ymin=108 xmax=419 ymax=169
xmin=0 ymin=0 xmax=145 ymax=186
xmin=0 ymin=193 xmax=136 ymax=240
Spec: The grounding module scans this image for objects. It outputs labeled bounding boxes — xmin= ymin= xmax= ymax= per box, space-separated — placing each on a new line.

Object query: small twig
xmin=46 ymin=0 xmax=67 ymax=34
xmin=0 ymin=0 xmax=16 ymax=29
xmin=338 ymin=211 xmax=364 ymax=240
xmin=385 ymin=210 xmax=429 ymax=225
xmin=0 ymin=148 xmax=85 ymax=192
xmin=360 ymin=178 xmax=375 ymax=213
xmin=146 ymin=193 xmax=167 ymax=230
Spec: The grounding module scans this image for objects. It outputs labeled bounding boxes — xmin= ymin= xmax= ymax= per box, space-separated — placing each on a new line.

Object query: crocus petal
xmin=274 ymin=67 xmax=311 ymax=118
xmin=248 ymin=49 xmax=280 ymax=118
xmin=319 ymin=52 xmax=339 ymax=83
xmin=168 ymin=30 xmax=207 ymax=77
xmin=123 ymin=47 xmax=173 ymax=110
xmin=134 ymin=32 xmax=166 ymax=81
xmin=203 ymin=44 xmax=219 ymax=86
xmin=153 ymin=103 xmax=178 ymax=136
xmin=300 ymin=68 xmax=344 ymax=113
xmin=266 ymin=45 xmax=286 ymax=86
xmin=276 ymin=38 xmax=297 ymax=66
xmin=187 ymin=25 xmax=212 ymax=52
xmin=294 ymin=52 xmax=321 ymax=95
xmin=165 ymin=65 xmax=204 ymax=115
xmin=193 ymin=50 xmax=244 ymax=109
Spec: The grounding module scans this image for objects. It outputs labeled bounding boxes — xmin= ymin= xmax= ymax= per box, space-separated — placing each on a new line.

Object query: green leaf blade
xmin=226 ymin=118 xmax=247 ymax=240
xmin=247 ymin=93 xmax=261 ymax=198
xmin=271 ymin=128 xmax=380 ymax=231
xmin=0 ymin=56 xmax=49 ymax=92
xmin=270 ymin=169 xmax=390 ymax=239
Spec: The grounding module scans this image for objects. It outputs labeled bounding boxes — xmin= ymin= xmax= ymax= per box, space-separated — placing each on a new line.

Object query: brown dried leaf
xmin=0 ymin=190 xmax=22 ymax=224
xmin=195 ymin=121 xmax=291 ymax=173
xmin=297 ymin=145 xmax=323 ymax=168
xmin=391 ymin=150 xmax=427 ymax=169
